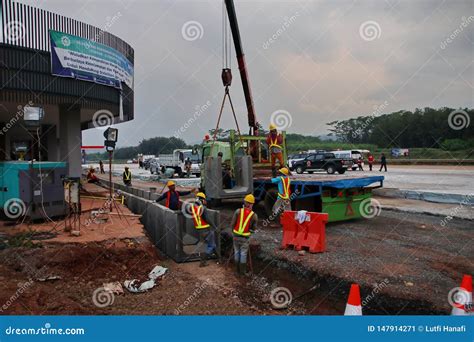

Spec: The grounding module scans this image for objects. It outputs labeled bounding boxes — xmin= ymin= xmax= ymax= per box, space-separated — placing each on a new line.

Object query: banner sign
xmin=49 ymin=30 xmax=133 ymax=89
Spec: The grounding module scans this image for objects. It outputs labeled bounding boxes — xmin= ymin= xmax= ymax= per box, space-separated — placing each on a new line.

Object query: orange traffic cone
xmin=344 ymin=283 xmax=362 ymax=315
xmin=451 ymin=275 xmax=472 ymax=316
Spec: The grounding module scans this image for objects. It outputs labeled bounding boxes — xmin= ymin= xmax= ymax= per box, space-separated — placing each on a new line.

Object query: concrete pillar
xmin=59 ymin=104 xmax=82 ymax=177
xmin=45 ymin=124 xmax=59 ymax=161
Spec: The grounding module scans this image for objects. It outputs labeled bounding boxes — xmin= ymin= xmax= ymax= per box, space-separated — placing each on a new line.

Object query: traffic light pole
xmin=109 ymin=150 xmax=113 ymax=212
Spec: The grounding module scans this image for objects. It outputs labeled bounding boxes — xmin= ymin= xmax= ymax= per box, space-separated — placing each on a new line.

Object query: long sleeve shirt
xmin=156 ymin=190 xmax=191 ymax=210
xmin=271 ymin=176 xmax=288 ymax=196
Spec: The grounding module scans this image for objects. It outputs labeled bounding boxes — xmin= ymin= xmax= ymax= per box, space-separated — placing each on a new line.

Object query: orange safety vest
xmin=165 ymin=190 xmax=179 ymax=208
xmin=269 ymin=135 xmax=282 ymax=149
xmin=278 ymin=176 xmax=291 ymax=200
xmin=191 ymin=204 xmax=210 ymax=229
xmin=233 ymin=207 xmax=255 ymax=237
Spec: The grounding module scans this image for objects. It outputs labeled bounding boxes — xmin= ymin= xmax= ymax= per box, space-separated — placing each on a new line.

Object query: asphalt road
xmin=85 ymin=163 xmax=474 ymax=197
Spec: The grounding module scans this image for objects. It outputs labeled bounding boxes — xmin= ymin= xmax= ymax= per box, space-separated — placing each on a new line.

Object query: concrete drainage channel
xmin=99 ymin=180 xmax=220 ymax=263
xmin=99 ymin=180 xmax=446 ymax=314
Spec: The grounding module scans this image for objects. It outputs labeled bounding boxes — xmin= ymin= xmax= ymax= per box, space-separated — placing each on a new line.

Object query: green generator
xmin=0 ymin=161 xmax=67 ymax=220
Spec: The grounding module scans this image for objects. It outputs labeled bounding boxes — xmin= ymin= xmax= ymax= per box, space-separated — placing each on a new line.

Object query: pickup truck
xmin=292 ymin=152 xmax=352 ymax=174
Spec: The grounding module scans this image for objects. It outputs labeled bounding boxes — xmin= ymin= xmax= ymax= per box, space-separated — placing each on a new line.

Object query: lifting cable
xmin=212 ymin=1 xmax=243 ymax=152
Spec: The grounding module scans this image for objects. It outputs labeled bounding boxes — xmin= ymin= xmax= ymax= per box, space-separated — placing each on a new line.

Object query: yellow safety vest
xmin=233 ymin=208 xmax=255 ymax=237
xmin=191 ymin=205 xmax=210 ymax=229
xmin=278 ymin=176 xmax=291 ymax=200
xmin=270 ymin=136 xmax=282 ymax=149
xmin=124 ymin=171 xmax=131 ymax=180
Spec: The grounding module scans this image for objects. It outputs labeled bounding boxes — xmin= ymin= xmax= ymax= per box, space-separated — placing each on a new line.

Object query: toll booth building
xmin=0 ymin=0 xmax=134 ymax=218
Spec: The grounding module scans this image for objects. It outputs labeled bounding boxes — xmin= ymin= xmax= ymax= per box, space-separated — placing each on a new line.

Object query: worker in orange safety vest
xmin=266 ymin=123 xmax=285 ymax=178
xmin=230 ymin=194 xmax=258 ymax=276
xmin=271 ymin=167 xmax=291 ymax=216
xmin=190 ymin=192 xmax=218 ymax=267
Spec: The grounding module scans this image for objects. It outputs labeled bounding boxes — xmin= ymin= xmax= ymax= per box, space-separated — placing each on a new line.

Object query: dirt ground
xmin=1 ymin=179 xmax=472 ymax=315
xmin=0 ymin=187 xmax=305 ymax=315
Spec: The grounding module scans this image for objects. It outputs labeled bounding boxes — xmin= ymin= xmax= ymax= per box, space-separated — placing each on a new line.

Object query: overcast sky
xmin=23 ymin=0 xmax=473 ymax=147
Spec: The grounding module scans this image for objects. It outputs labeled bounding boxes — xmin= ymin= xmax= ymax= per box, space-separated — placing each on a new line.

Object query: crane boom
xmin=224 ymin=0 xmax=258 ymax=135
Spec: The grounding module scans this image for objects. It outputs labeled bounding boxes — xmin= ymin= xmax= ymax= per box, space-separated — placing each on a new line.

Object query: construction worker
xmin=156 ymin=180 xmax=194 ymax=210
xmin=184 ymin=157 xmax=192 ymax=178
xmin=271 ymin=167 xmax=291 ymax=216
xmin=190 ymin=192 xmax=217 ymax=267
xmin=230 ymin=194 xmax=258 ymax=276
xmin=86 ymin=167 xmax=99 ymax=183
xmin=99 ymin=160 xmax=105 ymax=174
xmin=266 ymin=124 xmax=285 ymax=177
xmin=123 ymin=166 xmax=132 ymax=186
xmin=367 ymin=153 xmax=374 ymax=171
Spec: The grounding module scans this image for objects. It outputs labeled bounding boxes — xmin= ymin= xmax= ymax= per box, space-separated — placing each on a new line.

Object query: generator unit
xmin=0 ymin=161 xmax=67 ymax=220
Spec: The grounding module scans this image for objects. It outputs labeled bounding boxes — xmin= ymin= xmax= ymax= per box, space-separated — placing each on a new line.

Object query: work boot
xmin=235 ymin=262 xmax=240 ymax=276
xmin=199 ymin=254 xmax=208 ymax=267
xmin=240 ymin=263 xmax=248 ymax=276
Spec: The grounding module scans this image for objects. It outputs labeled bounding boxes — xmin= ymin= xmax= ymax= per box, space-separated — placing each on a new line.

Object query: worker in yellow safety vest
xmin=123 ymin=166 xmax=132 ymax=186
xmin=266 ymin=123 xmax=285 ymax=177
xmin=271 ymin=167 xmax=291 ymax=216
xmin=190 ymin=192 xmax=217 ymax=267
xmin=230 ymin=194 xmax=258 ymax=276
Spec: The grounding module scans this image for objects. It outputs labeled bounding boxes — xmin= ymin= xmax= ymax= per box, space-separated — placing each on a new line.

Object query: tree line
xmin=327 ymin=107 xmax=474 ymax=150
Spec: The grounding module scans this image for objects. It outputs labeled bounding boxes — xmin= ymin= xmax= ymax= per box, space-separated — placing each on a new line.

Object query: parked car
xmin=331 ymin=150 xmax=369 ymax=171
xmin=143 ymin=158 xmax=153 ymax=170
xmin=293 ymin=152 xmax=352 ymax=174
xmin=288 ymin=152 xmax=308 ymax=170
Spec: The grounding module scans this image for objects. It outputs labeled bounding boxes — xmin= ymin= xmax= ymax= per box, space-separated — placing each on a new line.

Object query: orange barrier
xmin=280 ymin=211 xmax=328 ymax=253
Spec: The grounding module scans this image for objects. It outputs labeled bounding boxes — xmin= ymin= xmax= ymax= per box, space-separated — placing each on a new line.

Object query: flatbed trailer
xmin=252 ymin=174 xmax=384 ymax=222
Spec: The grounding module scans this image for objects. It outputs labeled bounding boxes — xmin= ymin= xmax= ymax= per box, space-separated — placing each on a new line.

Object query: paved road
xmin=367 ymin=165 xmax=474 ymax=196
xmin=85 ymin=163 xmax=474 ymax=196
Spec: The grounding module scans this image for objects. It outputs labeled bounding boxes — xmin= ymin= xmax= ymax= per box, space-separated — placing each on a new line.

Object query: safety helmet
xmin=196 ymin=192 xmax=206 ymax=199
xmin=279 ymin=167 xmax=289 ymax=176
xmin=269 ymin=123 xmax=277 ymax=130
xmin=167 ymin=180 xmax=175 ymax=187
xmin=244 ymin=194 xmax=255 ymax=204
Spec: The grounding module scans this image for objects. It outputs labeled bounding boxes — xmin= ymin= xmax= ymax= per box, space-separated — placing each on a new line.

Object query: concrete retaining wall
xmin=107 ymin=181 xmax=221 ymax=263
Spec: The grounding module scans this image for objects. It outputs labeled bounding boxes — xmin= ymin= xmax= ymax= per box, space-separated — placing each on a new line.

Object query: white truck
xmin=156 ymin=149 xmax=201 ymax=178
